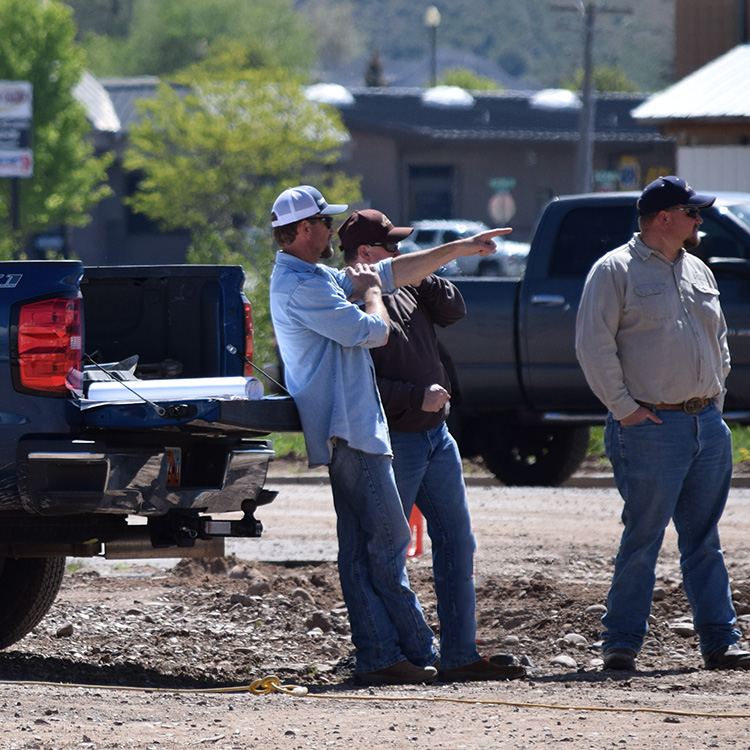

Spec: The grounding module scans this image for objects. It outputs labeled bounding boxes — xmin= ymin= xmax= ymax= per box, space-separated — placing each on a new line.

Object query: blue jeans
xmin=328 ymin=439 xmax=437 ymax=674
xmin=390 ymin=423 xmax=480 ymax=670
xmin=603 ymin=405 xmax=739 ymax=656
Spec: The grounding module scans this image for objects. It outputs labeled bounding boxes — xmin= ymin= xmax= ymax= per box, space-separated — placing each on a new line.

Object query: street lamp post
xmin=424 ymin=5 xmax=441 ymax=87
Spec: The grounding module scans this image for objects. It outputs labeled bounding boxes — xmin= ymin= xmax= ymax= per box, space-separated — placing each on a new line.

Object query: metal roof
xmin=73 ymin=70 xmax=121 ymax=133
xmin=101 ymin=77 xmax=191 ymax=131
xmin=96 ymin=77 xmax=669 ymax=145
xmin=339 ymin=88 xmax=670 ymax=145
xmin=632 ymin=44 xmax=750 ymax=121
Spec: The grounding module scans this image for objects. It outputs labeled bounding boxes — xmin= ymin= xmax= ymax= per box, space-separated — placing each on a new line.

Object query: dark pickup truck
xmin=0 ymin=261 xmax=299 ymax=649
xmin=437 ymin=191 xmax=750 ymax=487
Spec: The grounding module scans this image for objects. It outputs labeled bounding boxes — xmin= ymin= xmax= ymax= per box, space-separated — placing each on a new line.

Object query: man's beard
xmin=321 ymin=241 xmax=334 ymax=260
xmin=684 ymin=233 xmax=700 ymax=251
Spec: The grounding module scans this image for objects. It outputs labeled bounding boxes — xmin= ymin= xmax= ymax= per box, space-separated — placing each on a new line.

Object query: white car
xmin=408 ymin=220 xmax=529 ymax=277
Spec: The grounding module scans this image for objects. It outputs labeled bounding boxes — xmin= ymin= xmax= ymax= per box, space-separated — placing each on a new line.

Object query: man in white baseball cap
xmin=269 ymin=184 xmax=511 ymax=686
xmin=270 ymin=185 xmax=348 ymax=262
xmin=271 ymin=185 xmax=348 ymax=227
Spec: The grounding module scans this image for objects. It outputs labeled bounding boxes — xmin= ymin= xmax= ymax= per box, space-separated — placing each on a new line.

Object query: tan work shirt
xmin=575 ymin=234 xmax=730 ymax=422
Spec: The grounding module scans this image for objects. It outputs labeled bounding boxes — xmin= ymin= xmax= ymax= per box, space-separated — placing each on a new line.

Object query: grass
xmin=267 ymin=432 xmax=307 ymax=460
xmin=589 ymin=425 xmax=750 ymax=466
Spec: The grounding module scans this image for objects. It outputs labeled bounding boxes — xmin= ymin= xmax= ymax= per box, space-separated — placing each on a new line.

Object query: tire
xmin=481 ymin=425 xmax=590 ymax=487
xmin=0 ymin=556 xmax=66 ymax=649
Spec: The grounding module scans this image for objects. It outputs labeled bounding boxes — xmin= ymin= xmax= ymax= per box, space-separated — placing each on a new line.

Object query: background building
xmin=674 ymin=0 xmax=750 ymax=80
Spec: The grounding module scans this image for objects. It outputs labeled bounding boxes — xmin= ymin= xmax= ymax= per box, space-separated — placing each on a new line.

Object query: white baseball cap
xmin=271 ymin=185 xmax=348 ymax=227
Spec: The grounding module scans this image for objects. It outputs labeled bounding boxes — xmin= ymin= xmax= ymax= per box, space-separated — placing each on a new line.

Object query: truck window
xmin=691 ymin=213 xmax=748 ymax=263
xmin=413 ymin=229 xmax=438 ymax=248
xmin=548 ymin=206 xmax=637 ymax=279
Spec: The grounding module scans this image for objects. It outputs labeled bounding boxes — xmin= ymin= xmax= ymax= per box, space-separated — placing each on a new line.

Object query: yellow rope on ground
xmin=2 ymin=674 xmax=750 ymax=719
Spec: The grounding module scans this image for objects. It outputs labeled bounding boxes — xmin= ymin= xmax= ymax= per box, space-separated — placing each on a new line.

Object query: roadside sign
xmin=0 ymin=149 xmax=33 ymax=178
xmin=0 ymin=81 xmax=33 ymax=178
xmin=489 ymin=177 xmax=516 ymax=194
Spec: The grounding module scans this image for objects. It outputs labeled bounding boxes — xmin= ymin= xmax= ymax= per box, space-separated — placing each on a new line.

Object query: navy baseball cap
xmin=637 ymin=176 xmax=715 ymax=216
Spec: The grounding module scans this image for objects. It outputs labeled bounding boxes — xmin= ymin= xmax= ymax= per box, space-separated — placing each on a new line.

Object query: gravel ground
xmin=4 ymin=460 xmax=750 ymax=749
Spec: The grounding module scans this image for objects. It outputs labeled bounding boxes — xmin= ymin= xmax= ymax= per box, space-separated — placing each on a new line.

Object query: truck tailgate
xmin=79 ymin=395 xmax=301 ymax=433
xmin=17 ymin=395 xmax=300 ymax=517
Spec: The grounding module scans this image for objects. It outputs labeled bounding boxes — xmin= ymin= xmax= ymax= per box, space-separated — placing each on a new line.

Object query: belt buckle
xmin=683 ymin=397 xmax=704 ymax=414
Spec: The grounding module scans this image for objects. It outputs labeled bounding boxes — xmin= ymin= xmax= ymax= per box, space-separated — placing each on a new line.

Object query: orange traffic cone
xmin=407 ymin=506 xmax=425 ymax=558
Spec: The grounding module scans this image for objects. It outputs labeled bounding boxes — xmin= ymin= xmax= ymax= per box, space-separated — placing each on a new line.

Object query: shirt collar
xmin=275 ymin=250 xmax=316 ymax=271
xmin=632 ymin=234 xmax=685 ymax=264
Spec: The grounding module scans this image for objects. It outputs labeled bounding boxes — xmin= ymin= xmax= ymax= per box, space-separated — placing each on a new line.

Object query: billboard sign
xmin=0 ymin=81 xmax=33 ymax=177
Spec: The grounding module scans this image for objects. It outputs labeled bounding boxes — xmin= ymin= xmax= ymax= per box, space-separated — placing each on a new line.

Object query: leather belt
xmin=635 ymin=398 xmax=710 ymax=415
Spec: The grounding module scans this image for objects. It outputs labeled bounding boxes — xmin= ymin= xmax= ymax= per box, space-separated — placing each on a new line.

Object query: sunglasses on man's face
xmin=667 ymin=207 xmax=701 ymax=219
xmin=371 ymin=242 xmax=400 ymax=253
xmin=306 ymin=216 xmax=333 ymax=228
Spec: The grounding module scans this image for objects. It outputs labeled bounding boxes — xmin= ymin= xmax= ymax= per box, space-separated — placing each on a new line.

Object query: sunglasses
xmin=371 ymin=242 xmax=400 ymax=253
xmin=306 ymin=216 xmax=333 ymax=228
xmin=667 ymin=207 xmax=701 ymax=219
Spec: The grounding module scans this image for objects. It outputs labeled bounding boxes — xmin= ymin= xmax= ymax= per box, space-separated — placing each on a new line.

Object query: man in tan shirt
xmin=576 ymin=176 xmax=750 ymax=672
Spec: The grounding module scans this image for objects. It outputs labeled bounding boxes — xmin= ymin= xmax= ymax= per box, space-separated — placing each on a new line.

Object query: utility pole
xmin=551 ymin=2 xmax=633 ymax=193
xmin=424 ymin=6 xmax=441 ymax=87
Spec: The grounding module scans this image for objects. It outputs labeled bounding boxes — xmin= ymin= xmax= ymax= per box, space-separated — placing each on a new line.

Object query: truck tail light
xmin=243 ymin=300 xmax=254 ymax=376
xmin=14 ymin=296 xmax=82 ymax=395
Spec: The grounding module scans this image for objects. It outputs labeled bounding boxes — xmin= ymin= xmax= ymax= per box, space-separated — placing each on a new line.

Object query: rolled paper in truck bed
xmin=85 ymin=376 xmax=264 ymax=402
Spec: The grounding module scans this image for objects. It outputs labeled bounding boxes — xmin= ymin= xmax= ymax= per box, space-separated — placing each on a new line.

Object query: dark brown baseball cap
xmin=338 ymin=209 xmax=413 ymax=251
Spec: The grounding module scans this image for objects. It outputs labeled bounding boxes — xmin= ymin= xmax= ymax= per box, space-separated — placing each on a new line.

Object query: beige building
xmin=633 ymin=43 xmax=750 ymax=192
xmin=632 ymin=0 xmax=750 ymax=192
xmin=329 ymin=86 xmax=673 ymax=241
xmin=674 ymin=0 xmax=750 ymax=80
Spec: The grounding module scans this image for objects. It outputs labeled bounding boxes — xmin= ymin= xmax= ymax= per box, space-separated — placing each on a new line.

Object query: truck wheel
xmin=0 ymin=557 xmax=66 ymax=649
xmin=481 ymin=426 xmax=590 ymax=487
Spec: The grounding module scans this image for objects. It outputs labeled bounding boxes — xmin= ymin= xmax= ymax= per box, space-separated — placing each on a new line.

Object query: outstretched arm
xmin=390 ymin=228 xmax=512 ymax=288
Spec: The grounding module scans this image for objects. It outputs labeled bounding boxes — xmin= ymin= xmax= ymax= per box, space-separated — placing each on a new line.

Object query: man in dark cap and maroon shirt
xmin=339 ymin=209 xmax=525 ymax=682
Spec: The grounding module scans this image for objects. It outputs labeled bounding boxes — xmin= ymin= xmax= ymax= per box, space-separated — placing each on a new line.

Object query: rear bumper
xmin=17 ymin=436 xmax=274 ymax=516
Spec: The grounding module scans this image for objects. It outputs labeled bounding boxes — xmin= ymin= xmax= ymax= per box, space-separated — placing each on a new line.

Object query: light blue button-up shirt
xmin=270 ymin=251 xmax=396 ymax=467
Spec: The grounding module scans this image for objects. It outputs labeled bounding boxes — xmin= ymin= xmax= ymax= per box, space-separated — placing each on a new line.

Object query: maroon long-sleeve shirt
xmin=370 ymin=275 xmax=466 ymax=433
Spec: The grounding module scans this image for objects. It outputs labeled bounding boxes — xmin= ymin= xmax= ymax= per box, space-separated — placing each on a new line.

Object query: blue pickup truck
xmin=436 ymin=191 xmax=750 ymax=487
xmin=0 ymin=261 xmax=299 ymax=649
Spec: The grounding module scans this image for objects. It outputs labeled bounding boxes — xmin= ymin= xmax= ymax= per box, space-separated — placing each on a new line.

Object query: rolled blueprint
xmin=86 ymin=376 xmax=264 ymax=403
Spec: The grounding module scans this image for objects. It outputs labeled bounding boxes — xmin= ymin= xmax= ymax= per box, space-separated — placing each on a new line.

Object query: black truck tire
xmin=481 ymin=425 xmax=590 ymax=487
xmin=0 ymin=556 xmax=66 ymax=649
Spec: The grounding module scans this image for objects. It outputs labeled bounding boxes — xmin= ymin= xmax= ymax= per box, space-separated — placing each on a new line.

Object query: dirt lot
xmin=4 ymin=459 xmax=750 ymax=749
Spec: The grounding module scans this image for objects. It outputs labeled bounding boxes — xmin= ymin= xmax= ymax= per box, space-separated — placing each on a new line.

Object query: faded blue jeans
xmin=602 ymin=405 xmax=740 ymax=657
xmin=328 ymin=439 xmax=437 ymax=674
xmin=390 ymin=423 xmax=480 ymax=670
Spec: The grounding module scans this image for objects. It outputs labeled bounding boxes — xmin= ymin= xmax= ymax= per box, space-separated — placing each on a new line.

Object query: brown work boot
xmin=603 ymin=647 xmax=637 ymax=671
xmin=704 ymin=644 xmax=750 ymax=671
xmin=354 ymin=660 xmax=438 ymax=686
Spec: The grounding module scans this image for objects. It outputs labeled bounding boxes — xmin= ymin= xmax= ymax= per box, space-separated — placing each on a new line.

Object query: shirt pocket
xmin=634 ymin=282 xmax=674 ymax=320
xmin=691 ymin=282 xmax=721 ymax=320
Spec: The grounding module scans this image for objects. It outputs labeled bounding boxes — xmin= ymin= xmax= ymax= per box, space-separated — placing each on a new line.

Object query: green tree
xmin=298 ymin=0 xmax=365 ymax=73
xmin=364 ymin=49 xmax=387 ymax=87
xmin=123 ymin=71 xmax=361 ymax=367
xmin=561 ymin=65 xmax=640 ymax=93
xmin=81 ymin=0 xmax=317 ymax=78
xmin=0 ymin=0 xmax=112 ymax=259
xmin=438 ymin=67 xmax=504 ymax=91
xmin=65 ymin=0 xmax=134 ymax=39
